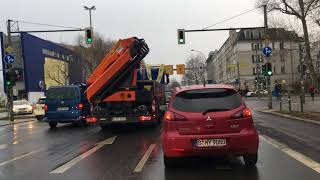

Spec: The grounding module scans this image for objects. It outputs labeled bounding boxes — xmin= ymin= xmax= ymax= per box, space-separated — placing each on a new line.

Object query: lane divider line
xmin=0 ymin=149 xmax=42 ymax=166
xmin=260 ymin=135 xmax=320 ymax=174
xmin=50 ymin=136 xmax=117 ymax=174
xmin=133 ymin=144 xmax=156 ymax=173
xmin=0 ymin=144 xmax=8 ymax=150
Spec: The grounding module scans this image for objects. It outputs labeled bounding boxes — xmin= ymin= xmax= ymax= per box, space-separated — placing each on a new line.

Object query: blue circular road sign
xmin=262 ymin=47 xmax=272 ymax=57
xmin=4 ymin=54 xmax=15 ymax=64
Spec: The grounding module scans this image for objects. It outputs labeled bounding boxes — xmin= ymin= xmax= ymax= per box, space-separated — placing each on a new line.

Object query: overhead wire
xmin=202 ymin=7 xmax=260 ymax=30
xmin=14 ymin=20 xmax=80 ymax=30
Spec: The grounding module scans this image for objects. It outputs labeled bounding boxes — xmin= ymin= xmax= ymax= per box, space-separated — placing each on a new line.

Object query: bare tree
xmin=73 ymin=32 xmax=115 ymax=80
xmin=257 ymin=0 xmax=320 ymax=86
xmin=182 ymin=55 xmax=206 ymax=85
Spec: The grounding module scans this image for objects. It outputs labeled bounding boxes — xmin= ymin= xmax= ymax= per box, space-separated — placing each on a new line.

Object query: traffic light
xmin=85 ymin=27 xmax=93 ymax=44
xmin=266 ymin=62 xmax=273 ymax=76
xmin=5 ymin=70 xmax=13 ymax=87
xmin=261 ymin=64 xmax=266 ymax=75
xmin=177 ymin=29 xmax=185 ymax=44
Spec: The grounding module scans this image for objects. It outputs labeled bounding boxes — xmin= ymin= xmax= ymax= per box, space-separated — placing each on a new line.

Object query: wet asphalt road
xmin=0 ymin=114 xmax=319 ymax=180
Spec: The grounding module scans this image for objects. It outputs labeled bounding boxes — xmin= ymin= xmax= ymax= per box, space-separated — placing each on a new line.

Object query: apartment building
xmin=206 ymin=28 xmax=302 ymax=91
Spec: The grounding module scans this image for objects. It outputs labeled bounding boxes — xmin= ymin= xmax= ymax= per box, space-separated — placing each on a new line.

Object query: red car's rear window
xmin=172 ymin=88 xmax=242 ymax=113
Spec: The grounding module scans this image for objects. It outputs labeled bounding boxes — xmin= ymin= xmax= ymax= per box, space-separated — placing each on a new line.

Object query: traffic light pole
xmin=6 ymin=20 xmax=14 ymax=121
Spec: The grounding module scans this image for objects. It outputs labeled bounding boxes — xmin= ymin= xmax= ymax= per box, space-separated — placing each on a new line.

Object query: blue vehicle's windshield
xmin=46 ymin=87 xmax=79 ymax=100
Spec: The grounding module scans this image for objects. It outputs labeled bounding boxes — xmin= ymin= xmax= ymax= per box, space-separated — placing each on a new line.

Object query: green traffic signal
xmin=6 ymin=81 xmax=11 ymax=86
xmin=267 ymin=71 xmax=272 ymax=76
xmin=87 ymin=38 xmax=92 ymax=43
xmin=177 ymin=29 xmax=185 ymax=44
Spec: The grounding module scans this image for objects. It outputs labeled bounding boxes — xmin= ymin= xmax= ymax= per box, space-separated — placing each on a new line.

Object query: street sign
xmin=5 ymin=46 xmax=13 ymax=53
xmin=164 ymin=65 xmax=173 ymax=75
xmin=176 ymin=64 xmax=185 ymax=74
xmin=262 ymin=47 xmax=272 ymax=57
xmin=4 ymin=54 xmax=15 ymax=64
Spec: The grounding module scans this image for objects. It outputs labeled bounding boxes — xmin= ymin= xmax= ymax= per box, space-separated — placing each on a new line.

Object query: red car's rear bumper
xmin=161 ymin=128 xmax=259 ymax=158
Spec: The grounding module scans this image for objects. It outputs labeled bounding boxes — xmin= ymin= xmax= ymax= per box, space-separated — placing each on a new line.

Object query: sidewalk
xmin=255 ymin=96 xmax=320 ymax=125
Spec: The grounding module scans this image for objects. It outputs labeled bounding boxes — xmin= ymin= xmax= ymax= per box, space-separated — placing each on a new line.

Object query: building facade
xmin=0 ymin=32 xmax=83 ymax=103
xmin=206 ymin=28 xmax=302 ymax=91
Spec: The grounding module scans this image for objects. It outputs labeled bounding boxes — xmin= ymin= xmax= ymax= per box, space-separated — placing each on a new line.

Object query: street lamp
xmin=190 ymin=49 xmax=207 ymax=61
xmin=84 ymin=5 xmax=96 ymax=28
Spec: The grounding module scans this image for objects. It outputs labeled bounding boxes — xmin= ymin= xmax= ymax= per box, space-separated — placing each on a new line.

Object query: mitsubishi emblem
xmin=206 ymin=116 xmax=212 ymax=122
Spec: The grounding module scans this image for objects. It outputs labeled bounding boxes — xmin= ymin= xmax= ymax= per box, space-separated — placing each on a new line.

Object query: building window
xmin=252 ymin=30 xmax=259 ymax=39
xmin=281 ymin=66 xmax=286 ymax=74
xmin=253 ymin=67 xmax=257 ymax=75
xmin=245 ymin=30 xmax=252 ymax=39
xmin=280 ymin=54 xmax=285 ymax=61
xmin=273 ymin=66 xmax=276 ymax=74
xmin=252 ymin=43 xmax=263 ymax=50
xmin=280 ymin=42 xmax=284 ymax=49
xmin=252 ymin=55 xmax=263 ymax=63
xmin=272 ymin=42 xmax=275 ymax=50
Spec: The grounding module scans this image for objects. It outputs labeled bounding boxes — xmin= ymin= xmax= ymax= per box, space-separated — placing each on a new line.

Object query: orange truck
xmin=86 ymin=37 xmax=168 ymax=129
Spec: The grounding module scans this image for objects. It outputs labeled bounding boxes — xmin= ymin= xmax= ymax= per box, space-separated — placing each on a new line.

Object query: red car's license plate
xmin=195 ymin=139 xmax=227 ymax=147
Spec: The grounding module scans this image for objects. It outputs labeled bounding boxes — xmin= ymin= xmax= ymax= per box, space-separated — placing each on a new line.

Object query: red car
xmin=161 ymin=84 xmax=259 ymax=168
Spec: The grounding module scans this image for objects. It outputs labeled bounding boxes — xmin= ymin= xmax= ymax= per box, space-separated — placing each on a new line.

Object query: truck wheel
xmin=49 ymin=122 xmax=57 ymax=129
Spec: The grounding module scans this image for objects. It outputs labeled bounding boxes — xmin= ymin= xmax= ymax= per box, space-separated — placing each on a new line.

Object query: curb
xmin=255 ymin=109 xmax=320 ymax=125
xmin=0 ymin=119 xmax=36 ymax=127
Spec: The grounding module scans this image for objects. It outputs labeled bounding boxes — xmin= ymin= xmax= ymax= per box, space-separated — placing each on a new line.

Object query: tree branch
xmin=281 ymin=0 xmax=302 ymax=18
xmin=304 ymin=0 xmax=320 ymax=16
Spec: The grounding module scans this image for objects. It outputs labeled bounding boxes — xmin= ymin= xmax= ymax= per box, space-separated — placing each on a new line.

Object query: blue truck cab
xmin=43 ymin=84 xmax=91 ymax=128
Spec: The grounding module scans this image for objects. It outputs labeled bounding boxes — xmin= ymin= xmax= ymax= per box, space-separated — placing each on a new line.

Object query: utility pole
xmin=256 ymin=47 xmax=261 ymax=98
xmin=263 ymin=4 xmax=272 ymax=109
xmin=6 ymin=20 xmax=14 ymax=121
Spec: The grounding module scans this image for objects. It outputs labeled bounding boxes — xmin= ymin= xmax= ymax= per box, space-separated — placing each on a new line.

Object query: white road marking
xmin=0 ymin=149 xmax=42 ymax=166
xmin=133 ymin=144 xmax=156 ymax=173
xmin=0 ymin=144 xmax=7 ymax=150
xmin=50 ymin=136 xmax=117 ymax=174
xmin=260 ymin=135 xmax=320 ymax=174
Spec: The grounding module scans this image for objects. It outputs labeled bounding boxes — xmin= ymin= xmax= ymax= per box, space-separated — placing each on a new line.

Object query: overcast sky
xmin=0 ymin=0 xmax=263 ymax=67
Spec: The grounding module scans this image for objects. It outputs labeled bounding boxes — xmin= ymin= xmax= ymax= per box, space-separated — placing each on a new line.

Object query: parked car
xmin=33 ymin=97 xmax=46 ymax=120
xmin=161 ymin=84 xmax=259 ymax=168
xmin=13 ymin=100 xmax=33 ymax=115
xmin=246 ymin=91 xmax=255 ymax=97
xmin=43 ymin=84 xmax=91 ymax=129
xmin=255 ymin=89 xmax=268 ymax=95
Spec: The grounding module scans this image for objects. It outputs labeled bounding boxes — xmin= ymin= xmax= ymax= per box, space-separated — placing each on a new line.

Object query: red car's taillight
xmin=164 ymin=111 xmax=186 ymax=121
xmin=43 ymin=104 xmax=48 ymax=111
xmin=77 ymin=103 xmax=84 ymax=110
xmin=231 ymin=108 xmax=252 ymax=119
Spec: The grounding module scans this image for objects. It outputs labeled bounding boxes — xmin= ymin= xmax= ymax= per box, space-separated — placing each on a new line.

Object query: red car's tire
xmin=243 ymin=153 xmax=258 ymax=168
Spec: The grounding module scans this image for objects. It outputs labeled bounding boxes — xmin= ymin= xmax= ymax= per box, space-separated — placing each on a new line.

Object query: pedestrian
xmin=244 ymin=86 xmax=249 ymax=100
xmin=309 ymin=84 xmax=315 ymax=101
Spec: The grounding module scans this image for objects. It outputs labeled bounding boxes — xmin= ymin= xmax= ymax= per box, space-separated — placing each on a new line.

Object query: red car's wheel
xmin=243 ymin=153 xmax=258 ymax=168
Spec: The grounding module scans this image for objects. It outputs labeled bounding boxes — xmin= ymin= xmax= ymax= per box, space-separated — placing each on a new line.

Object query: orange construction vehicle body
xmin=86 ymin=37 xmax=149 ymax=104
